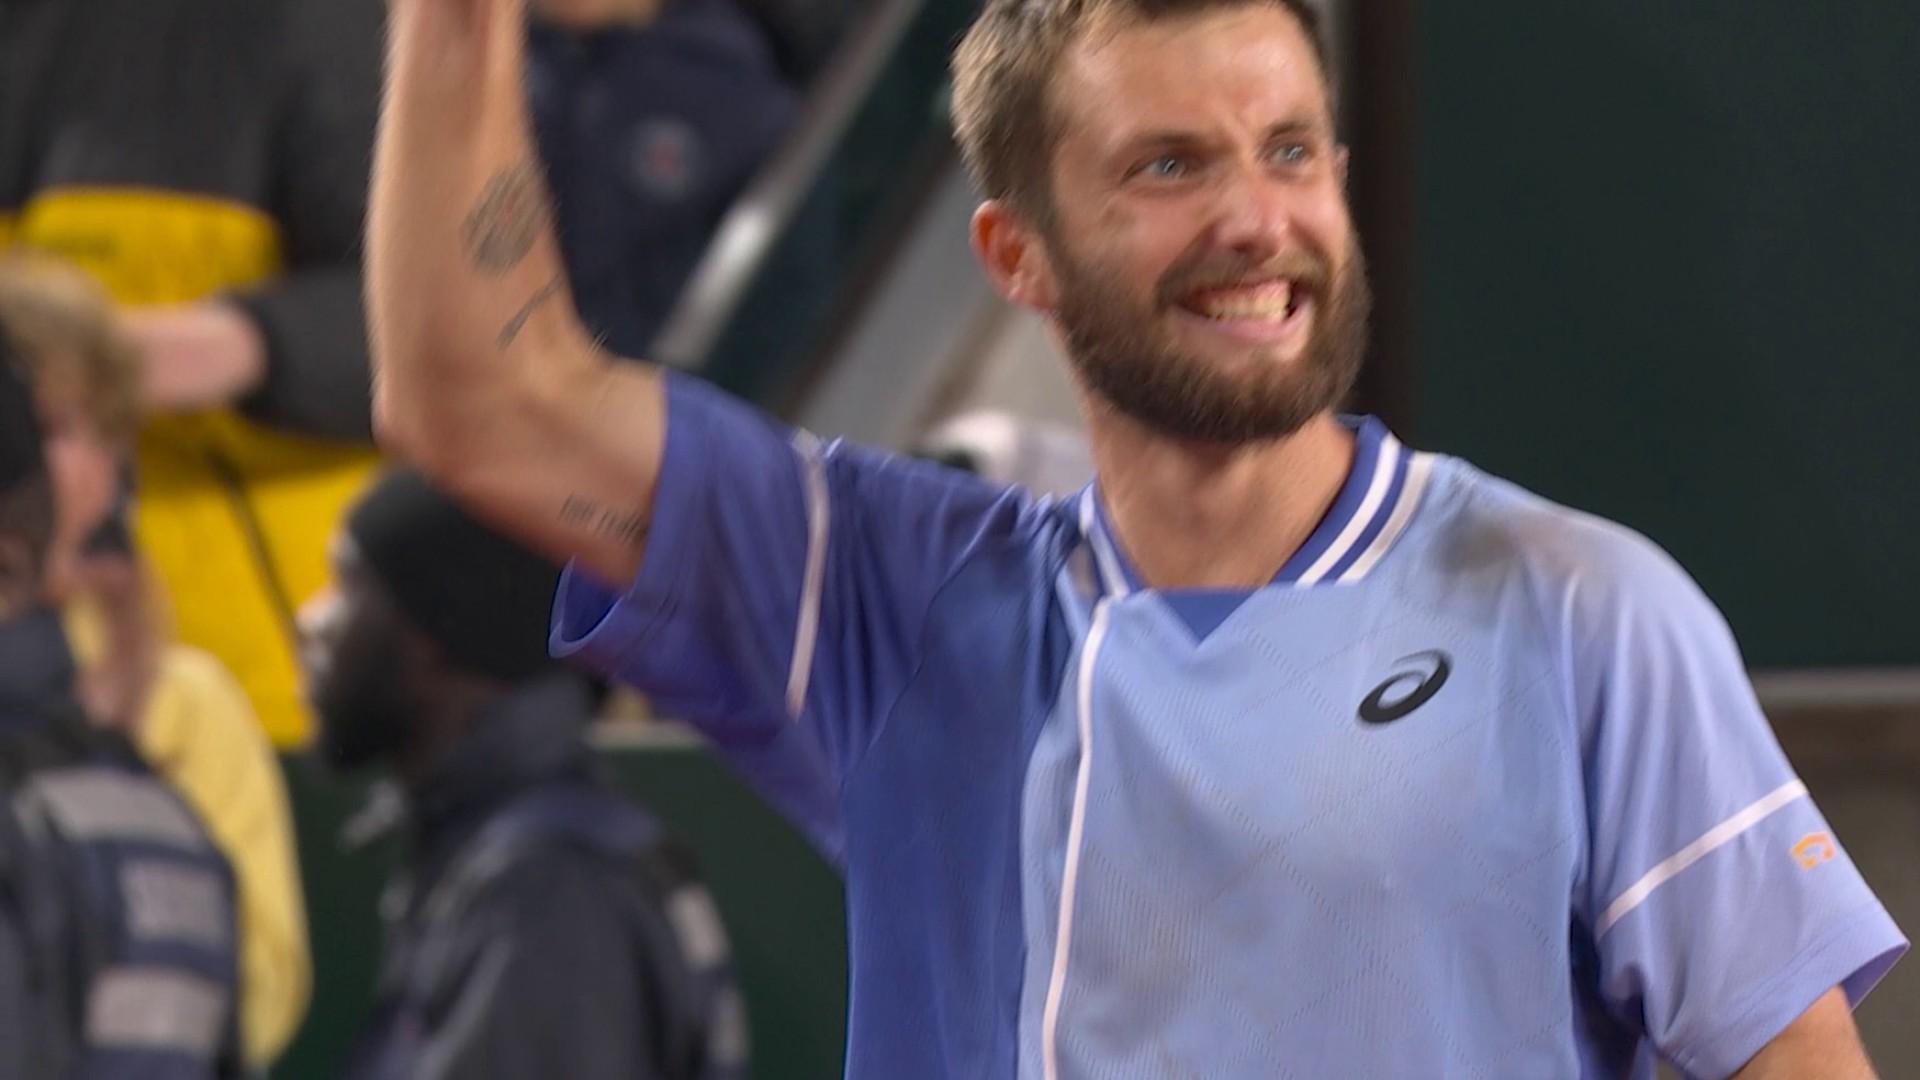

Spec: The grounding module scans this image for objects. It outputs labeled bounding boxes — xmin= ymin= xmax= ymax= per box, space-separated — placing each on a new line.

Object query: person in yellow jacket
xmin=0 ymin=0 xmax=388 ymax=748
xmin=0 ymin=256 xmax=313 ymax=1069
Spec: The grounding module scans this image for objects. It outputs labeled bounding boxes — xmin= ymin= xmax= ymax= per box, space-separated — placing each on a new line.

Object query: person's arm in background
xmin=127 ymin=0 xmax=386 ymax=441
xmin=369 ymin=0 xmax=665 ymax=586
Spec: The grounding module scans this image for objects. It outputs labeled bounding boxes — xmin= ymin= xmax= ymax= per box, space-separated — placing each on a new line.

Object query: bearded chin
xmin=1057 ymin=247 xmax=1372 ymax=445
xmin=313 ymin=646 xmax=417 ymax=773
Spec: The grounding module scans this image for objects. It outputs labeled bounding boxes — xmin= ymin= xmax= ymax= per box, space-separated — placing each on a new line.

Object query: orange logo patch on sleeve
xmin=1791 ymin=832 xmax=1836 ymax=869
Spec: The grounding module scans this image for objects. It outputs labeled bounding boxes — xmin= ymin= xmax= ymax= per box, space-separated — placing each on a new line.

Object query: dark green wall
xmin=1416 ymin=4 xmax=1920 ymax=668
xmin=275 ymin=746 xmax=848 ymax=1079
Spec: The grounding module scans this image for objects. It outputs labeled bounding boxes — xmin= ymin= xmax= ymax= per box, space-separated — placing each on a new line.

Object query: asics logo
xmin=1357 ymin=650 xmax=1452 ymax=725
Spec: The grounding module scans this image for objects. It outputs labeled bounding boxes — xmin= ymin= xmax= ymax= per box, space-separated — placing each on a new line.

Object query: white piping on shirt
xmin=1296 ymin=435 xmax=1404 ymax=585
xmin=1595 ymin=779 xmax=1809 ymax=937
xmin=1337 ymin=452 xmax=1436 ymax=584
xmin=785 ymin=432 xmax=830 ymax=721
xmin=1042 ymin=599 xmax=1112 ymax=1080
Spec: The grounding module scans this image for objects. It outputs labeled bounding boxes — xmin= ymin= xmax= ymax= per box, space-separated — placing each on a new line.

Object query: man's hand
xmin=72 ymin=551 xmax=164 ymax=732
xmin=1730 ymin=987 xmax=1878 ymax=1080
xmin=122 ymin=302 xmax=267 ymax=413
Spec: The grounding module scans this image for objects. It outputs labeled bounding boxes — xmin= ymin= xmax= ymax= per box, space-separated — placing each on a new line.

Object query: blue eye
xmin=1270 ymin=143 xmax=1310 ymax=167
xmin=1138 ymin=156 xmax=1189 ymax=180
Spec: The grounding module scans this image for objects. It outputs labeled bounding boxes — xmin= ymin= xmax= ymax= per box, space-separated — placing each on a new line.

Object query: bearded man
xmin=363 ymin=0 xmax=1906 ymax=1076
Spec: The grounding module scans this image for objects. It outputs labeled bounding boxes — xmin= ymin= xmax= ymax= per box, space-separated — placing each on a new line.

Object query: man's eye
xmin=1137 ymin=156 xmax=1189 ymax=180
xmin=1270 ymin=143 xmax=1311 ymax=167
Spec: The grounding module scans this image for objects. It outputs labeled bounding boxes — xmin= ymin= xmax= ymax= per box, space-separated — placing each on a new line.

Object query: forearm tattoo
xmin=462 ymin=163 xmax=551 ymax=274
xmin=497 ymin=275 xmax=564 ymax=349
xmin=560 ymin=494 xmax=649 ymax=549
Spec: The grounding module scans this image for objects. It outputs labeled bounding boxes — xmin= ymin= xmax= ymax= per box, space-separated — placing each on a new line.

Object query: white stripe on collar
xmin=1294 ymin=434 xmax=1405 ymax=586
xmin=1075 ymin=429 xmax=1434 ymax=595
xmin=1337 ymin=451 xmax=1436 ymax=584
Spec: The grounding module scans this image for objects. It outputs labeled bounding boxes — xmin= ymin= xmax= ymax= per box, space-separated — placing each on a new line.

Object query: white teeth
xmin=1202 ymin=299 xmax=1289 ymax=320
xmin=1194 ymin=282 xmax=1293 ymax=321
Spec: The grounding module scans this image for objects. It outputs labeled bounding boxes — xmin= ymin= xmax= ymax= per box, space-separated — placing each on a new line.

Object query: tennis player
xmin=366 ymin=0 xmax=1907 ymax=1075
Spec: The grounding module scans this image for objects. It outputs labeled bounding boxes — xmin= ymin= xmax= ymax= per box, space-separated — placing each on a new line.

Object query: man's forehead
xmin=1054 ymin=6 xmax=1331 ymax=148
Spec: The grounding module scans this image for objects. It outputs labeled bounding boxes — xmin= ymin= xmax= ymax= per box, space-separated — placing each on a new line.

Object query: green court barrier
xmin=1416 ymin=3 xmax=1920 ymax=668
xmin=274 ymin=742 xmax=849 ymax=1079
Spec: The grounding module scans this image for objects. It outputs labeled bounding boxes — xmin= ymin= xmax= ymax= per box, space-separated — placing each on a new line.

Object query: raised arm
xmin=366 ymin=0 xmax=662 ymax=586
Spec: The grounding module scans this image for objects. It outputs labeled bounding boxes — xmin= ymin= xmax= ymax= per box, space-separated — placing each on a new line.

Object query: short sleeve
xmin=552 ymin=373 xmax=1037 ymax=854
xmin=1569 ymin=537 xmax=1906 ymax=1078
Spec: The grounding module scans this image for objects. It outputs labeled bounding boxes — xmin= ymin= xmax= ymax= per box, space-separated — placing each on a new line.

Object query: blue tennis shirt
xmin=553 ymin=373 xmax=1905 ymax=1079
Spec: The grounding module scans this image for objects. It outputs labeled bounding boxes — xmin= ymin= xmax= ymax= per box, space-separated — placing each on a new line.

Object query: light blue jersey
xmin=553 ymin=373 xmax=1904 ymax=1079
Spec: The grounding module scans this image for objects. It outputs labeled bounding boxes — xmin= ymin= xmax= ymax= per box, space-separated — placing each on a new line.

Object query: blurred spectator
xmin=530 ymin=0 xmax=804 ymax=358
xmin=0 ymin=257 xmax=313 ymax=1070
xmin=0 ymin=0 xmax=388 ymax=748
xmin=307 ymin=470 xmax=748 ymax=1080
xmin=728 ymin=0 xmax=856 ymax=88
xmin=0 ymin=345 xmax=244 ymax=1078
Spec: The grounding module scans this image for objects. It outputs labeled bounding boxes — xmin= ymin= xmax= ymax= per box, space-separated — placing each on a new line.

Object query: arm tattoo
xmin=560 ymin=495 xmax=649 ymax=549
xmin=462 ymin=163 xmax=551 ymax=274
xmin=497 ymin=275 xmax=564 ymax=349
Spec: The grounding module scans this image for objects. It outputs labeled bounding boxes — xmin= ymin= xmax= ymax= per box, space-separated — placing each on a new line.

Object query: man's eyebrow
xmin=1116 ymin=130 xmax=1215 ymax=154
xmin=1264 ymin=118 xmax=1326 ymax=140
xmin=1116 ymin=118 xmax=1325 ymax=151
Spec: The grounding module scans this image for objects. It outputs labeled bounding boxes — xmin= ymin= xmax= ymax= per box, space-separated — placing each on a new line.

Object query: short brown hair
xmin=0 ymin=256 xmax=142 ymax=445
xmin=950 ymin=0 xmax=1331 ymax=219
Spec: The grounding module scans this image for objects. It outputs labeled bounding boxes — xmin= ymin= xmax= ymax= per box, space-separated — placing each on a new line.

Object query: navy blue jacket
xmin=0 ymin=610 xmax=243 ymax=1080
xmin=529 ymin=0 xmax=802 ymax=359
xmin=342 ymin=675 xmax=746 ymax=1080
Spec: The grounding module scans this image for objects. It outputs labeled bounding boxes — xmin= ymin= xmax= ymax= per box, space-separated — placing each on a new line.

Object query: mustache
xmin=1155 ymin=251 xmax=1333 ymax=305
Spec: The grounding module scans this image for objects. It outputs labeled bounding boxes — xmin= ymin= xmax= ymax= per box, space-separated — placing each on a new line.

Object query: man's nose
xmin=1212 ymin=168 xmax=1294 ymax=266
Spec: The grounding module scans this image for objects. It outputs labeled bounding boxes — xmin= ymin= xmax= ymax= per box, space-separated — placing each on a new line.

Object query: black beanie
xmin=0 ymin=338 xmax=46 ymax=494
xmin=345 ymin=468 xmax=564 ymax=682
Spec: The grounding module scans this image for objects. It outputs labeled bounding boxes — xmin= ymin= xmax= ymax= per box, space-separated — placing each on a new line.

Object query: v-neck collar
xmin=1077 ymin=417 xmax=1434 ymax=640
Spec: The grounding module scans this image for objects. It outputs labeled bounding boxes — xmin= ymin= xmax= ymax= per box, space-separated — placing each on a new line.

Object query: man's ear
xmin=971 ymin=200 xmax=1059 ymax=312
xmin=1335 ymin=145 xmax=1351 ymax=187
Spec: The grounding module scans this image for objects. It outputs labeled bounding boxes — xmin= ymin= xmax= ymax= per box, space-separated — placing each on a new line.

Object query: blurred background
xmin=2 ymin=0 xmax=1916 ymax=1075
